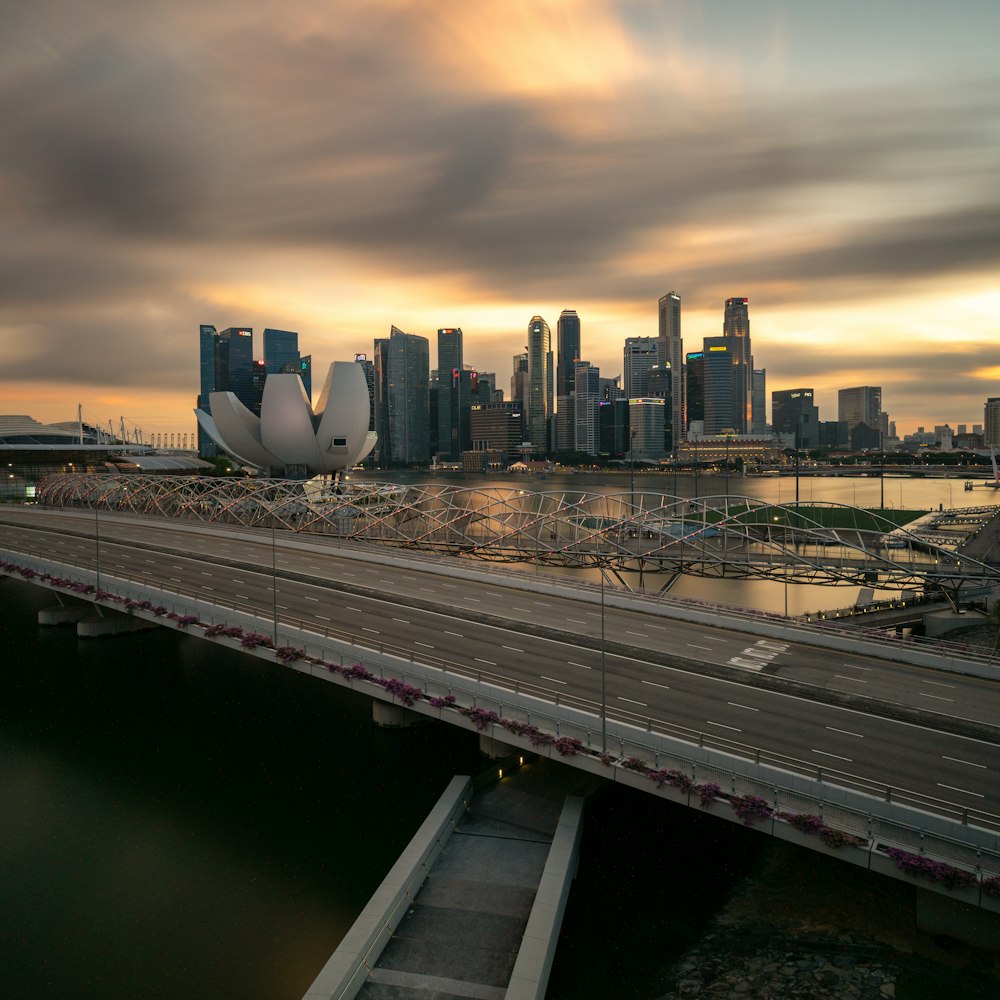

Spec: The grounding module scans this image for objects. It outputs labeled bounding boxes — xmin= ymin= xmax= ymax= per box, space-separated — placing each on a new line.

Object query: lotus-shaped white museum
xmin=195 ymin=361 xmax=376 ymax=475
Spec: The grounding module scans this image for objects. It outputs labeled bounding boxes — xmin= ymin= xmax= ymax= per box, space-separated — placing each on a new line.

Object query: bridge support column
xmin=916 ymin=888 xmax=1000 ymax=951
xmin=77 ymin=609 xmax=160 ymax=638
xmin=38 ymin=598 xmax=92 ymax=626
xmin=479 ymin=735 xmax=517 ymax=759
xmin=372 ymin=700 xmax=428 ymax=729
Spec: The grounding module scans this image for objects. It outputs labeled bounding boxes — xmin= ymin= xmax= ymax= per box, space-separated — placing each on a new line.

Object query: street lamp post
xmin=600 ymin=560 xmax=607 ymax=754
xmin=271 ymin=520 xmax=279 ymax=644
xmin=95 ymin=504 xmax=101 ymax=591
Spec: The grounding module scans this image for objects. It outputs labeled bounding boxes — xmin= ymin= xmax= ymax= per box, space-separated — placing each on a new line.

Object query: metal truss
xmin=37 ymin=474 xmax=1000 ymax=599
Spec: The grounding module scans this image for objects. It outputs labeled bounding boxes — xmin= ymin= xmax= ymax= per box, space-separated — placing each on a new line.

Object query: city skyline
xmin=1 ymin=2 xmax=998 ymax=436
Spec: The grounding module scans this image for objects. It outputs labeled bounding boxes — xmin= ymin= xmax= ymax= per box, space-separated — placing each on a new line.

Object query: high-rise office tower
xmin=526 ymin=316 xmax=552 ymax=451
xmin=217 ymin=327 xmax=255 ymax=410
xmin=684 ymin=351 xmax=704 ymax=430
xmin=435 ymin=328 xmax=464 ymax=461
xmin=555 ymin=310 xmax=581 ymax=451
xmin=373 ymin=326 xmax=430 ymax=465
xmin=263 ymin=328 xmax=298 ymax=375
xmin=985 ymin=399 xmax=1000 ymax=447
xmin=772 ymin=388 xmax=819 ymax=448
xmin=723 ymin=297 xmax=752 ymax=433
xmin=702 ymin=337 xmax=735 ymax=434
xmin=354 ymin=353 xmax=376 ymax=432
xmin=628 ymin=398 xmax=667 ymax=460
xmin=657 ymin=292 xmax=683 ymax=450
xmin=646 ymin=363 xmax=673 ymax=453
xmin=623 ymin=337 xmax=658 ymax=398
xmin=510 ymin=353 xmax=529 ymax=408
xmin=197 ymin=324 xmax=219 ymax=456
xmin=751 ymin=368 xmax=767 ymax=434
xmin=573 ymin=361 xmax=601 ymax=455
xmin=838 ymin=386 xmax=882 ymax=431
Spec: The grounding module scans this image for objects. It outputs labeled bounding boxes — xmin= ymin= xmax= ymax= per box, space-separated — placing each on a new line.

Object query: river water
xmin=0 ymin=473 xmax=987 ymax=997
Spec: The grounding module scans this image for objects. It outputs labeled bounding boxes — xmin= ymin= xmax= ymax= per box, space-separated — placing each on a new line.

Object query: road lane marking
xmin=567 ymin=661 xmax=592 ymax=670
xmin=533 ymin=602 xmax=551 ymax=607
xmin=937 ymin=783 xmax=984 ymax=798
xmin=475 ymin=657 xmax=496 ymax=665
xmin=442 ymin=584 xmax=458 ymax=589
xmin=541 ymin=675 xmax=567 ymax=685
xmin=235 ymin=594 xmax=249 ymax=600
xmin=834 ymin=675 xmax=866 ymax=683
xmin=701 ymin=636 xmax=726 ymax=642
xmin=706 ymin=721 xmax=741 ymax=732
xmin=512 ymin=607 xmax=533 ymax=614
xmin=200 ymin=571 xmax=213 ymax=576
xmin=463 ymin=597 xmax=481 ymax=603
xmin=626 ymin=630 xmax=647 ymax=638
xmin=170 ymin=577 xmax=182 ymax=582
xmin=414 ymin=641 xmax=435 ymax=648
xmin=618 ymin=697 xmax=647 ymax=707
xmin=687 ymin=643 xmax=712 ymax=651
xmin=362 ymin=627 xmax=380 ymax=634
xmin=923 ymin=679 xmax=955 ymax=689
xmin=728 ymin=702 xmax=759 ymax=712
xmin=812 ymin=749 xmax=852 ymax=762
xmin=642 ymin=679 xmax=670 ymax=690
xmin=728 ymin=657 xmax=765 ymax=671
xmin=942 ymin=755 xmax=986 ymax=768
xmin=919 ymin=692 xmax=954 ymax=702
xmin=842 ymin=663 xmax=871 ymax=671
xmin=277 ymin=604 xmax=288 ymax=609
xmin=305 ymin=596 xmax=319 ymax=602
xmin=585 ymin=612 xmax=601 ymax=618
xmin=567 ymin=619 xmax=587 ymax=625
xmin=826 ymin=726 xmax=864 ymax=738
xmin=203 ymin=586 xmax=214 ymax=591
xmin=347 ymin=607 xmax=364 ymax=613
xmin=502 ymin=645 xmax=523 ymax=652
xmin=316 ymin=615 xmax=331 ymax=621
xmin=445 ymin=630 xmax=463 ymax=637
xmin=392 ymin=617 xmax=409 ymax=623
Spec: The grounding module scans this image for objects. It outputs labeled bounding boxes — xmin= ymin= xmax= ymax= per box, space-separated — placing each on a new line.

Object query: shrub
xmin=428 ymin=694 xmax=457 ymax=709
xmin=621 ymin=756 xmax=649 ymax=774
xmin=697 ymin=782 xmax=722 ymax=808
xmin=377 ymin=677 xmax=425 ymax=706
xmin=461 ymin=706 xmax=501 ymax=731
xmin=884 ymin=848 xmax=977 ymax=890
xmin=240 ymin=632 xmax=274 ymax=650
xmin=729 ymin=794 xmax=774 ymax=826
xmin=553 ymin=737 xmax=583 ymax=757
xmin=274 ymin=645 xmax=304 ymax=663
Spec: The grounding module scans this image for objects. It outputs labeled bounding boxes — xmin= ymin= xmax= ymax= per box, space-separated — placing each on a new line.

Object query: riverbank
xmin=654 ymin=838 xmax=1000 ymax=999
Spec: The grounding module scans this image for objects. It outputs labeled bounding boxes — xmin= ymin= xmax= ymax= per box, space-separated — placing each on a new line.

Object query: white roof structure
xmin=195 ymin=361 xmax=376 ymax=475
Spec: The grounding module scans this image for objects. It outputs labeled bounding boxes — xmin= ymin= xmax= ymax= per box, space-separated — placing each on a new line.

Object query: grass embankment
xmin=703 ymin=505 xmax=926 ymax=531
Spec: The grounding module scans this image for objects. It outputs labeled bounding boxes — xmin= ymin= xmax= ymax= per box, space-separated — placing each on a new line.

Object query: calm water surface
xmin=0 ymin=473 xmax=988 ymax=996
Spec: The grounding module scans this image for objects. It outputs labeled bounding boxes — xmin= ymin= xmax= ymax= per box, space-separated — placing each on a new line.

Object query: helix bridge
xmin=36 ymin=474 xmax=1000 ymax=606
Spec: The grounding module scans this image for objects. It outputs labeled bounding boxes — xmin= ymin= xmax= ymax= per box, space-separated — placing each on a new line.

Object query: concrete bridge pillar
xmin=479 ymin=734 xmax=517 ymax=759
xmin=916 ymin=888 xmax=1000 ymax=950
xmin=371 ymin=700 xmax=429 ymax=729
xmin=38 ymin=600 xmax=92 ymax=626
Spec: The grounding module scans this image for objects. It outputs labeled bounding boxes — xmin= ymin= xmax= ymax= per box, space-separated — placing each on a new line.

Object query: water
xmin=0 ymin=579 xmax=484 ymax=999
xmin=349 ymin=470 xmax=979 ymax=615
xmin=0 ymin=472 xmax=989 ymax=996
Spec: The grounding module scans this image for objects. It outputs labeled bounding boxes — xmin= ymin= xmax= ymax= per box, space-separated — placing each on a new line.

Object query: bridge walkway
xmin=356 ymin=759 xmax=596 ymax=1000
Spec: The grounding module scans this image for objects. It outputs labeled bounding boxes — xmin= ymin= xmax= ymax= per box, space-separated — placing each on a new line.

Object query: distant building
xmin=526 ymin=316 xmax=553 ymax=451
xmin=751 ymin=368 xmax=767 ymax=435
xmin=623 ymin=337 xmax=658 ymax=397
xmin=985 ymin=398 xmax=1000 ymax=448
xmin=819 ymin=420 xmax=849 ymax=450
xmin=510 ymin=353 xmax=529 ymax=408
xmin=657 ymin=291 xmax=683 ymax=449
xmin=628 ymin=398 xmax=666 ymax=461
xmin=374 ymin=326 xmax=430 ymax=464
xmin=573 ymin=361 xmax=601 ymax=455
xmin=354 ymin=353 xmax=376 ymax=433
xmin=599 ymin=398 xmax=630 ymax=456
xmin=772 ymin=388 xmax=819 ymax=449
xmin=723 ymin=297 xmax=753 ymax=434
xmin=555 ymin=310 xmax=581 ymax=451
xmin=684 ymin=351 xmax=704 ymax=430
xmin=436 ymin=327 xmax=464 ymax=461
xmin=470 ymin=401 xmax=524 ymax=460
xmin=838 ymin=386 xmax=882 ymax=434
xmin=701 ymin=337 xmax=735 ymax=434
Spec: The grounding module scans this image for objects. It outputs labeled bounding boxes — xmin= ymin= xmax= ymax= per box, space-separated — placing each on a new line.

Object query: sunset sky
xmin=2 ymin=0 xmax=998 ymax=438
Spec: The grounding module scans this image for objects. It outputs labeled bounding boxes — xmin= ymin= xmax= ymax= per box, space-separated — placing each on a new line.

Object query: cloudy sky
xmin=2 ymin=0 xmax=998 ymax=438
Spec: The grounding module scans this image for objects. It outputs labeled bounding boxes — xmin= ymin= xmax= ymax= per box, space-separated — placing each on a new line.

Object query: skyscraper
xmin=263 ymin=328 xmax=299 ymax=375
xmin=684 ymin=351 xmax=705 ymax=431
xmin=373 ymin=326 xmax=430 ymax=464
xmin=751 ymin=368 xmax=767 ymax=434
xmin=555 ymin=310 xmax=581 ymax=451
xmin=657 ymin=292 xmax=683 ymax=451
xmin=772 ymin=388 xmax=819 ymax=448
xmin=838 ymin=386 xmax=881 ymax=430
xmin=702 ymin=338 xmax=735 ymax=434
xmin=436 ymin=327 xmax=464 ymax=461
xmin=623 ymin=337 xmax=658 ymax=398
xmin=573 ymin=361 xmax=601 ymax=455
xmin=217 ymin=327 xmax=255 ymax=410
xmin=723 ymin=297 xmax=752 ymax=434
xmin=526 ymin=316 xmax=552 ymax=451
xmin=985 ymin=398 xmax=1000 ymax=448
xmin=510 ymin=353 xmax=529 ymax=408
xmin=197 ymin=324 xmax=218 ymax=456
xmin=354 ymin=353 xmax=376 ymax=432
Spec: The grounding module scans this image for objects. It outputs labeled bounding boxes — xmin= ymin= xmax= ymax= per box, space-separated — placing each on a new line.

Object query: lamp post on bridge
xmin=94 ymin=503 xmax=101 ymax=592
xmin=271 ymin=520 xmax=279 ymax=644
xmin=599 ymin=556 xmax=607 ymax=754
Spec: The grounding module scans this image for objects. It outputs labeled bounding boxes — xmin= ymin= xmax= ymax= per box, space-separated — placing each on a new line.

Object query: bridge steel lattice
xmin=37 ymin=474 xmax=1000 ymax=601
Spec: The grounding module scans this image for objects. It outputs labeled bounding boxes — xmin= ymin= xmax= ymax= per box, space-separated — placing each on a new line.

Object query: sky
xmin=1 ymin=0 xmax=998 ymax=439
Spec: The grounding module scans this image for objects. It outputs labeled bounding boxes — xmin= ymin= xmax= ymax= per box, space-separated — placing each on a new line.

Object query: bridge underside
xmin=36 ymin=474 xmax=1000 ymax=600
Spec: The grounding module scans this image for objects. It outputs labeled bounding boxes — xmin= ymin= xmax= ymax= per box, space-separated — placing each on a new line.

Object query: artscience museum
xmin=195 ymin=361 xmax=376 ymax=478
